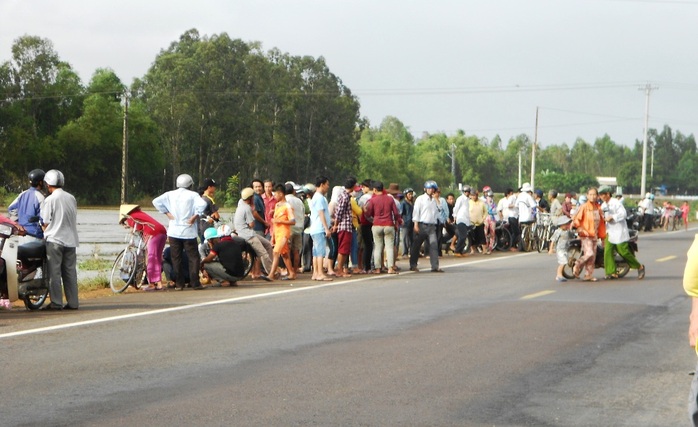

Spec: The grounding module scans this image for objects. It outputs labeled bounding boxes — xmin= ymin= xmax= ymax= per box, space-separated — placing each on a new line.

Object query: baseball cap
xmin=203 ymin=178 xmax=217 ymax=187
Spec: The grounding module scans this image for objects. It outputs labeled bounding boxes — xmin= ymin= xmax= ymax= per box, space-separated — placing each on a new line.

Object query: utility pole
xmin=531 ymin=107 xmax=538 ymax=189
xmin=120 ymin=91 xmax=129 ymax=205
xmin=518 ymin=149 xmax=522 ymax=189
xmin=639 ymin=84 xmax=657 ymax=197
xmin=451 ymin=143 xmax=456 ymax=188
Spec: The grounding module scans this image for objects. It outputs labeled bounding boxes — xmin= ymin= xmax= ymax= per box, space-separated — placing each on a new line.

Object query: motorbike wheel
xmin=242 ymin=249 xmax=256 ymax=278
xmin=562 ymin=248 xmax=581 ymax=279
xmin=110 ymin=249 xmax=137 ymax=293
xmin=23 ymin=288 xmax=48 ymax=310
xmin=496 ymin=227 xmax=512 ymax=252
xmin=616 ymin=262 xmax=631 ymax=278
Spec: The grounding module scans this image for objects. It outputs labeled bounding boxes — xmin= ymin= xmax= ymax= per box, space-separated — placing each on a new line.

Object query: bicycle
xmin=520 ymin=221 xmax=537 ymax=252
xmin=536 ymin=213 xmax=553 ymax=253
xmin=109 ymin=215 xmax=150 ymax=293
xmin=495 ymin=220 xmax=512 ymax=251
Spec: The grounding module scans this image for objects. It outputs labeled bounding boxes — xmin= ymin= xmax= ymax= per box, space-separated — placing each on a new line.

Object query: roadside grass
xmin=78 ymin=274 xmax=110 ymax=292
xmin=78 ymin=258 xmax=113 ymax=271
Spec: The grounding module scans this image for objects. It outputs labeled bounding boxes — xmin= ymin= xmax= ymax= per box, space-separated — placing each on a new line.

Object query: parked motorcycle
xmin=561 ymin=230 xmax=639 ymax=279
xmin=0 ymin=215 xmax=49 ymax=309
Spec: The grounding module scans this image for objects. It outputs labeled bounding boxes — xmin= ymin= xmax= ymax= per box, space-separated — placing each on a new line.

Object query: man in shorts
xmin=308 ymin=176 xmax=333 ymax=281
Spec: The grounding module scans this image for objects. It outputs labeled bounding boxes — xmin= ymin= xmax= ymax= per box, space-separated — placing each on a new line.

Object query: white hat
xmin=520 ymin=182 xmax=532 ymax=193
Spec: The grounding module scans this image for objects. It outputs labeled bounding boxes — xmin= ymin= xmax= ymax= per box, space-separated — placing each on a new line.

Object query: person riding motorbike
xmin=598 ymin=186 xmax=645 ymax=280
xmin=8 ymin=169 xmax=46 ymax=243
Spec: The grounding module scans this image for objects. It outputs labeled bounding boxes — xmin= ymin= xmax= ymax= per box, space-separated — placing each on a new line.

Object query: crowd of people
xmin=3 ymin=169 xmax=690 ymax=310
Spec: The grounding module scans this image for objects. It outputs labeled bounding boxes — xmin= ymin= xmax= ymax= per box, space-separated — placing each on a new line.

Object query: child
xmin=268 ymin=184 xmax=297 ymax=281
xmin=549 ymin=215 xmax=574 ymax=282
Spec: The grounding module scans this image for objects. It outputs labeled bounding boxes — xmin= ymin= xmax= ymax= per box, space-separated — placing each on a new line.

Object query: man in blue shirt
xmin=8 ymin=169 xmax=46 ymax=241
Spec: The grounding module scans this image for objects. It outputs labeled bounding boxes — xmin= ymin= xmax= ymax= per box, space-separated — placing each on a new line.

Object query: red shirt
xmin=126 ymin=209 xmax=167 ymax=236
xmin=365 ymin=192 xmax=401 ymax=227
xmin=262 ymin=193 xmax=277 ymax=234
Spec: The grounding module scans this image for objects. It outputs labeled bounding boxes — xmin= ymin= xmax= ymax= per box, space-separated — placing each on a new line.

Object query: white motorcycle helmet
xmin=44 ymin=169 xmax=65 ymax=187
xmin=176 ymin=174 xmax=194 ymax=189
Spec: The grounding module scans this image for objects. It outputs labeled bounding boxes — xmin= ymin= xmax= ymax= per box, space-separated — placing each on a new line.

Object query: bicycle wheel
xmin=536 ymin=227 xmax=547 ymax=253
xmin=496 ymin=227 xmax=512 ymax=251
xmin=110 ymin=249 xmax=137 ymax=293
xmin=242 ymin=249 xmax=255 ymax=278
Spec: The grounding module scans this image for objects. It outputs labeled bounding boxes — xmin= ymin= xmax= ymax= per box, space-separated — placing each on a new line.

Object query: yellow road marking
xmin=521 ymin=290 xmax=556 ymax=300
xmin=656 ymin=255 xmax=677 ymax=262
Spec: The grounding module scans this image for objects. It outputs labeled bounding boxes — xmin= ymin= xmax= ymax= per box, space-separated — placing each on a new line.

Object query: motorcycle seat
xmin=18 ymin=241 xmax=46 ymax=260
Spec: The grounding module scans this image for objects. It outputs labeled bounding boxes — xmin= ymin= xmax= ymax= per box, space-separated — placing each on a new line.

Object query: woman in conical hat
xmin=119 ymin=204 xmax=168 ymax=291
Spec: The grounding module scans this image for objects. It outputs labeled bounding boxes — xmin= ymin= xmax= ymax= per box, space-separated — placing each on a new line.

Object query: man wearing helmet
xmin=40 ymin=169 xmax=80 ymax=310
xmin=639 ymin=192 xmax=655 ymax=232
xmin=153 ymin=173 xmax=209 ymax=290
xmin=8 ymin=169 xmax=46 ymax=242
xmin=409 ymin=180 xmax=444 ymax=272
xmin=452 ymin=184 xmax=472 ymax=256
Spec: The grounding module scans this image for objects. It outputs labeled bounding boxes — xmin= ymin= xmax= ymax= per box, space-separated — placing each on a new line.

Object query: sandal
xmin=387 ymin=269 xmax=398 ymax=274
xmin=605 ymin=274 xmax=619 ymax=280
xmin=638 ymin=265 xmax=645 ymax=280
xmin=583 ymin=276 xmax=599 ymax=282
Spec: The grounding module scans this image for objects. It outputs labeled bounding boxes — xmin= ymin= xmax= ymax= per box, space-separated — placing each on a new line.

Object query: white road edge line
xmin=0 ymin=251 xmax=536 ymax=340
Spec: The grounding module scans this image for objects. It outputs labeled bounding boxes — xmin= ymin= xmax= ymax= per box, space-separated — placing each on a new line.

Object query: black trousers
xmin=360 ymin=224 xmax=374 ymax=271
xmin=169 ymin=237 xmax=201 ymax=288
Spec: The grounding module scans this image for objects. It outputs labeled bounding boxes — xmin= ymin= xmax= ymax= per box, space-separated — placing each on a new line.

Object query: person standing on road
xmin=572 ymin=187 xmax=606 ymax=282
xmin=409 ymin=180 xmax=443 ymax=273
xmin=452 ymin=185 xmax=471 ymax=257
xmin=8 ymin=168 xmax=46 ymax=243
xmin=153 ymin=173 xmax=208 ymax=291
xmin=309 ymin=176 xmax=334 ymax=281
xmin=365 ymin=181 xmax=401 ymax=274
xmin=598 ymin=186 xmax=645 ymax=280
xmin=40 ymin=169 xmax=79 ymax=310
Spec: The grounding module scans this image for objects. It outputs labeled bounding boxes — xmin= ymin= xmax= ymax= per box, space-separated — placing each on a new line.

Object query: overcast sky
xmin=2 ymin=0 xmax=698 ymax=147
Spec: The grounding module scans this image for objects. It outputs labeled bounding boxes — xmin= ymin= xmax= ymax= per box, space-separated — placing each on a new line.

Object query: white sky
xmin=2 ymin=0 xmax=698 ymax=147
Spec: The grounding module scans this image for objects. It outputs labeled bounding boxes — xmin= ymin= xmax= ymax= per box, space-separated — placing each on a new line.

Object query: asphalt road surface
xmin=1 ymin=229 xmax=695 ymax=426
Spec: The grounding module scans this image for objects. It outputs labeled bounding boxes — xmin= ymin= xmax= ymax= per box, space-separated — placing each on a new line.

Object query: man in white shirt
xmin=599 ymin=186 xmax=645 ymax=280
xmin=285 ymin=183 xmax=306 ymax=274
xmin=40 ymin=169 xmax=79 ymax=310
xmin=153 ymin=174 xmax=208 ymax=290
xmin=409 ymin=180 xmax=443 ymax=272
xmin=515 ymin=183 xmax=536 ymax=250
xmin=452 ymin=185 xmax=472 ymax=256
xmin=504 ymin=188 xmax=520 ymax=251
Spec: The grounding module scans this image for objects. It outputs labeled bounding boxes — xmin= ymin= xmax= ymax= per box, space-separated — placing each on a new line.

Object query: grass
xmin=78 ymin=274 xmax=110 ymax=292
xmin=78 ymin=258 xmax=113 ymax=271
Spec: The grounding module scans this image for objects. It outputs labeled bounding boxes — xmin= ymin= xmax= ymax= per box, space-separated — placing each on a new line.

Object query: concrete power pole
xmin=531 ymin=107 xmax=538 ymax=189
xmin=120 ymin=92 xmax=129 ymax=205
xmin=640 ymin=84 xmax=657 ymax=197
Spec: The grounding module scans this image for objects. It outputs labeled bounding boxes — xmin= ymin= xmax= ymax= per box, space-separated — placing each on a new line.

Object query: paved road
xmin=0 ymin=229 xmax=694 ymax=426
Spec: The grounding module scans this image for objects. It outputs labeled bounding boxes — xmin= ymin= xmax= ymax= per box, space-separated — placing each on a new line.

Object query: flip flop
xmin=638 ymin=265 xmax=646 ymax=280
xmin=583 ymin=277 xmax=599 ymax=282
xmin=313 ymin=277 xmax=333 ymax=281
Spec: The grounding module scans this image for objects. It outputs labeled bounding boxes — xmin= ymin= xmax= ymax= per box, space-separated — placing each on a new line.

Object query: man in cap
xmin=598 ymin=185 xmax=645 ymax=280
xmin=452 ymin=184 xmax=472 ymax=256
xmin=399 ymin=188 xmax=415 ymax=257
xmin=41 ymin=169 xmax=80 ymax=309
xmin=410 ymin=180 xmax=443 ymax=272
xmin=515 ymin=183 xmax=536 ymax=251
xmin=198 ymin=178 xmax=220 ymax=240
xmin=153 ymin=173 xmax=208 ymax=290
xmin=233 ymin=187 xmax=274 ymax=281
xmin=200 ymin=228 xmax=251 ymax=286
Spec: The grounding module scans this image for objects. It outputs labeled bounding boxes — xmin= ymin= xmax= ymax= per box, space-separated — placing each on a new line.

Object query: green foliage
xmin=224 ymin=174 xmax=241 ymax=208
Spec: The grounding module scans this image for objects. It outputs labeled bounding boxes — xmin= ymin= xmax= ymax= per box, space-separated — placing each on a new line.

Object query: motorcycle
xmin=0 ymin=215 xmax=49 ymax=309
xmin=561 ymin=229 xmax=639 ymax=280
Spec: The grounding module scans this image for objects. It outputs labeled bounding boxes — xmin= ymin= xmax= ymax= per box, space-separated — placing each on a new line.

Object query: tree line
xmin=1 ymin=30 xmax=695 ymax=205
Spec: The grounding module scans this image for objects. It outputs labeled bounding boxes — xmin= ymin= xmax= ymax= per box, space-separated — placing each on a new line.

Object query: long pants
xmin=574 ymin=237 xmax=597 ymax=277
xmin=454 ymin=223 xmax=471 ymax=254
xmin=169 ymin=237 xmax=201 ymax=288
xmin=350 ymin=229 xmax=359 ymax=267
xmin=508 ymin=217 xmax=520 ymax=248
xmin=204 ymin=262 xmax=243 ymax=284
xmin=360 ymin=224 xmax=374 ymax=271
xmin=644 ymin=214 xmax=654 ymax=231
xmin=46 ymin=242 xmax=78 ymax=308
xmin=410 ymin=223 xmax=439 ymax=271
xmin=146 ymin=233 xmax=167 ymax=284
xmin=247 ymin=235 xmax=273 ymax=274
xmin=372 ymin=225 xmax=395 ymax=271
xmin=604 ymin=239 xmax=641 ymax=275
xmin=402 ymin=225 xmax=413 ymax=256
xmin=690 ymin=359 xmax=698 ymax=425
